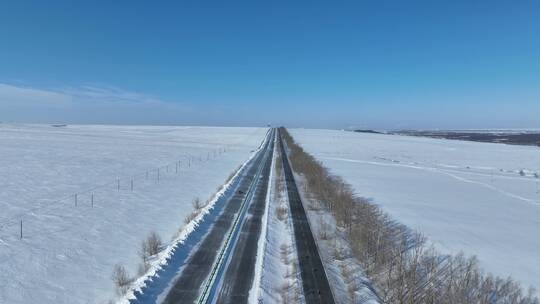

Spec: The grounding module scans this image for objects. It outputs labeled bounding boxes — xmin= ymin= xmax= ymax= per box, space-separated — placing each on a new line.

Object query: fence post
xmin=157 ymin=168 xmax=160 ymax=182
xmin=91 ymin=193 xmax=94 ymax=207
xmin=131 ymin=179 xmax=134 ymax=191
xmin=146 ymin=171 xmax=148 ymax=180
xmin=75 ymin=194 xmax=78 ymax=206
xmin=20 ymin=220 xmax=22 ymax=239
xmin=176 ymin=162 xmax=178 ymax=174
xmin=117 ymin=179 xmax=120 ymax=191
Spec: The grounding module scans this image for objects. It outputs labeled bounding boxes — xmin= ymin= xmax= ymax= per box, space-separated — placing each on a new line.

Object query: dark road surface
xmin=162 ymin=129 xmax=274 ymax=304
xmin=278 ymin=130 xmax=335 ymax=304
xmin=214 ymin=131 xmax=274 ymax=304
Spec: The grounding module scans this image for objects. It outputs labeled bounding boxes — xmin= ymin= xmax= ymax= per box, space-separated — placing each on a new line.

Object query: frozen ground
xmin=290 ymin=128 xmax=540 ymax=291
xmin=0 ymin=124 xmax=266 ymax=304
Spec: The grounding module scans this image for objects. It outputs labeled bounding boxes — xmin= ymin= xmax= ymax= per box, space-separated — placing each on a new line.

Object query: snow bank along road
xmin=279 ymin=129 xmax=335 ymax=304
xmin=163 ymin=129 xmax=275 ymax=303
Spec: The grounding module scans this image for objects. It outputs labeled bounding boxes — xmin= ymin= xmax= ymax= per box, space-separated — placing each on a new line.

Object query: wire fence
xmin=0 ymin=128 xmax=266 ymax=240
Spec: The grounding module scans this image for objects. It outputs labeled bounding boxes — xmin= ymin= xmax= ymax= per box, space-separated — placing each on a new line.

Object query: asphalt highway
xmin=278 ymin=129 xmax=335 ymax=304
xmin=162 ymin=129 xmax=274 ymax=304
xmin=214 ymin=130 xmax=274 ymax=303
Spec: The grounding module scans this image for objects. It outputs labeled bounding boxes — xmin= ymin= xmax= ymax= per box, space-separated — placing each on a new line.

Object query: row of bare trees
xmin=275 ymin=143 xmax=303 ymax=304
xmin=279 ymin=127 xmax=538 ymax=304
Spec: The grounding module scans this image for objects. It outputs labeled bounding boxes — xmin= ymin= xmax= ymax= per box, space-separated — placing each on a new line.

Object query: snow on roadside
xmin=248 ymin=132 xmax=275 ymax=303
xmin=258 ymin=139 xmax=304 ymax=304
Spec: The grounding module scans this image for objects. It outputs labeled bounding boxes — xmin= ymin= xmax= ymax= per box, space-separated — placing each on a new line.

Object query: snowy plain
xmin=0 ymin=124 xmax=266 ymax=304
xmin=290 ymin=128 xmax=540 ymax=291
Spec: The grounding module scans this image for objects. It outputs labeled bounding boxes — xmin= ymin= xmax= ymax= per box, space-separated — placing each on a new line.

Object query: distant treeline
xmin=354 ymin=129 xmax=384 ymax=134
xmin=395 ymin=130 xmax=540 ymax=147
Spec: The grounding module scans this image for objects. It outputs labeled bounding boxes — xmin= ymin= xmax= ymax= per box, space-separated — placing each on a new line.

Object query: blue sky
xmin=0 ymin=1 xmax=539 ymax=129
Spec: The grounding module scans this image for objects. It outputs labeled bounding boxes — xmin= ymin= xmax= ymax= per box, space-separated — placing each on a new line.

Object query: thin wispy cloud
xmin=0 ymin=83 xmax=71 ymax=107
xmin=59 ymin=85 xmax=164 ymax=105
xmin=0 ymin=83 xmax=190 ymax=124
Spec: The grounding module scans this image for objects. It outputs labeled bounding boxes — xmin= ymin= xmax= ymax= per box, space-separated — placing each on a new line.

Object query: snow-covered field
xmin=0 ymin=124 xmax=266 ymax=304
xmin=290 ymin=128 xmax=540 ymax=291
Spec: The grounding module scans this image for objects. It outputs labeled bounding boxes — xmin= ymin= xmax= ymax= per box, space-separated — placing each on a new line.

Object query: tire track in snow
xmin=321 ymin=157 xmax=540 ymax=207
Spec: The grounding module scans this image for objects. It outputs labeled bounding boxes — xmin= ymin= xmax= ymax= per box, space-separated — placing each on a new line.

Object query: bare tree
xmin=146 ymin=231 xmax=162 ymax=256
xmin=112 ymin=264 xmax=131 ymax=295
xmin=192 ymin=197 xmax=202 ymax=210
xmin=318 ymin=215 xmax=330 ymax=240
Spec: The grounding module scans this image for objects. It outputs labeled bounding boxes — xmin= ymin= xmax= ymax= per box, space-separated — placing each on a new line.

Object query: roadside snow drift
xmin=290 ymin=128 xmax=540 ymax=291
xmin=0 ymin=124 xmax=266 ymax=304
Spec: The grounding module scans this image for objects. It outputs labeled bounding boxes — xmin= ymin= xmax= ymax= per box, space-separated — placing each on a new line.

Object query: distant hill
xmin=353 ymin=129 xmax=383 ymax=134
